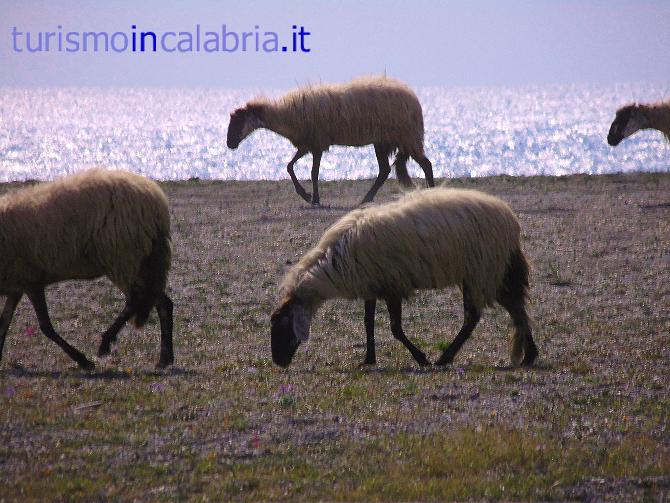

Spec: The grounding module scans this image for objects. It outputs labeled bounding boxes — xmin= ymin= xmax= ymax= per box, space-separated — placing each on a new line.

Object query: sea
xmin=0 ymin=83 xmax=668 ymax=182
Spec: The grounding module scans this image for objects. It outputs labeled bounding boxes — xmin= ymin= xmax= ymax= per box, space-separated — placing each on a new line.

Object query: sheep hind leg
xmin=286 ymin=149 xmax=312 ymax=203
xmin=155 ymin=293 xmax=174 ymax=369
xmin=410 ymin=153 xmax=435 ymax=188
xmin=435 ymin=285 xmax=480 ymax=366
xmin=497 ymin=248 xmax=538 ymax=366
xmin=501 ymin=300 xmax=537 ymax=367
xmin=393 ymin=151 xmax=414 ymax=188
xmin=97 ymin=302 xmax=136 ymax=358
xmin=385 ymin=298 xmax=430 ymax=366
xmin=362 ymin=299 xmax=376 ymax=365
xmin=310 ymin=151 xmax=323 ymax=206
xmin=0 ymin=293 xmax=22 ymax=363
xmin=27 ymin=288 xmax=94 ymax=371
xmin=361 ymin=144 xmax=392 ymax=204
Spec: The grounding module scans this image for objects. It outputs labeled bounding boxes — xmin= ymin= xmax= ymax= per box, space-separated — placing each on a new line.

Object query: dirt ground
xmin=0 ymin=173 xmax=668 ymax=501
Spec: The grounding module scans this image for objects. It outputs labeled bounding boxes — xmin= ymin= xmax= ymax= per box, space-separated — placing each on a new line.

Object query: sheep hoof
xmin=434 ymin=355 xmax=453 ymax=366
xmin=520 ymin=356 xmax=536 ymax=367
xmin=79 ymin=359 xmax=95 ymax=372
xmin=156 ymin=357 xmax=174 ymax=369
xmin=360 ymin=358 xmax=376 ymax=366
xmin=415 ymin=353 xmax=431 ymax=366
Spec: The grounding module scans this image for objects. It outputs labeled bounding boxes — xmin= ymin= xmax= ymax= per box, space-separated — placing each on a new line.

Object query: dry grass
xmin=0 ymin=173 xmax=668 ymax=501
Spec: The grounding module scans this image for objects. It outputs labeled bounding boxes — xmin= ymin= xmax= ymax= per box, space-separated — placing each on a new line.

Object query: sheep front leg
xmin=385 ymin=298 xmax=430 ymax=366
xmin=310 ymin=151 xmax=322 ymax=206
xmin=0 ymin=293 xmax=22 ymax=363
xmin=27 ymin=288 xmax=94 ymax=371
xmin=363 ymin=299 xmax=376 ymax=365
xmin=286 ymin=149 xmax=312 ymax=203
xmin=362 ymin=144 xmax=392 ymax=204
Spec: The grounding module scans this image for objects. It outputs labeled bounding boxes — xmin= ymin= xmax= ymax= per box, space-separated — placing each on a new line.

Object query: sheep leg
xmin=496 ymin=249 xmax=537 ymax=366
xmin=435 ymin=285 xmax=480 ymax=366
xmin=155 ymin=293 xmax=174 ymax=369
xmin=411 ymin=153 xmax=435 ymax=188
xmin=498 ymin=296 xmax=537 ymax=367
xmin=27 ymin=288 xmax=94 ymax=371
xmin=385 ymin=298 xmax=430 ymax=366
xmin=361 ymin=144 xmax=392 ymax=204
xmin=97 ymin=303 xmax=136 ymax=358
xmin=0 ymin=293 xmax=22 ymax=363
xmin=363 ymin=299 xmax=376 ymax=365
xmin=393 ymin=151 xmax=414 ymax=188
xmin=286 ymin=149 xmax=312 ymax=203
xmin=310 ymin=151 xmax=322 ymax=206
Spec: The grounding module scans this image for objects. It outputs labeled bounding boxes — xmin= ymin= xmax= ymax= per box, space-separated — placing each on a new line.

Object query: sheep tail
xmin=504 ymin=248 xmax=531 ymax=366
xmin=131 ymin=236 xmax=172 ymax=328
xmin=392 ymin=151 xmax=414 ymax=188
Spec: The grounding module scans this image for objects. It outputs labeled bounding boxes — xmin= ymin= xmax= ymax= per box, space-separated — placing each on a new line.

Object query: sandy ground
xmin=0 ymin=173 xmax=668 ymax=501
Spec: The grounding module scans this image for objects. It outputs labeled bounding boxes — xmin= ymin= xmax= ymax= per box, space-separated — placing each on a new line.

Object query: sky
xmin=1 ymin=0 xmax=669 ymax=88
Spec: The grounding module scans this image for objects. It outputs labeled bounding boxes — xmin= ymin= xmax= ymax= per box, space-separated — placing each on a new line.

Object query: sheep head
xmin=226 ymin=103 xmax=266 ymax=149
xmin=608 ymin=104 xmax=650 ymax=146
xmin=270 ymin=296 xmax=311 ymax=368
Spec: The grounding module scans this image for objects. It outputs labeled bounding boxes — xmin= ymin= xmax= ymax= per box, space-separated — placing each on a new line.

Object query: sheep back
xmin=282 ymin=188 xmax=522 ymax=310
xmin=258 ymin=76 xmax=425 ymax=153
xmin=0 ymin=169 xmax=171 ymax=295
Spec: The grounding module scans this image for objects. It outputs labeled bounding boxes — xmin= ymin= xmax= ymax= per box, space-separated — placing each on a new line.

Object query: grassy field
xmin=0 ymin=173 xmax=668 ymax=501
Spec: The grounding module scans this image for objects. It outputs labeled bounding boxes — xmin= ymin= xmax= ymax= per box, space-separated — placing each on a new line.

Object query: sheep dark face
xmin=270 ymin=298 xmax=311 ymax=368
xmin=608 ymin=104 xmax=648 ymax=146
xmin=226 ymin=105 xmax=265 ymax=149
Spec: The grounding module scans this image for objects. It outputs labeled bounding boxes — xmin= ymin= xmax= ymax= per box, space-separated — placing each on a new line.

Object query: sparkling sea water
xmin=0 ymin=83 xmax=667 ymax=182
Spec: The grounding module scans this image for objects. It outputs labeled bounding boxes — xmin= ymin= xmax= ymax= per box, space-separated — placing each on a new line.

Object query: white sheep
xmin=270 ymin=187 xmax=538 ymax=368
xmin=0 ymin=169 xmax=173 ymax=370
xmin=608 ymin=100 xmax=670 ymax=146
xmin=227 ymin=75 xmax=435 ymax=205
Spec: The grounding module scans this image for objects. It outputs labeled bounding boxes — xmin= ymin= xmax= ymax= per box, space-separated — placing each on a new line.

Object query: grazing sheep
xmin=270 ymin=188 xmax=537 ymax=368
xmin=0 ymin=169 xmax=173 ymax=370
xmin=227 ymin=76 xmax=435 ymax=205
xmin=608 ymin=100 xmax=670 ymax=146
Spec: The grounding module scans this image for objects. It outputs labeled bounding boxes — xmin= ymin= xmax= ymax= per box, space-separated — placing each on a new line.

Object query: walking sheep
xmin=270 ymin=188 xmax=538 ymax=368
xmin=227 ymin=76 xmax=435 ymax=205
xmin=608 ymin=99 xmax=670 ymax=146
xmin=0 ymin=169 xmax=174 ymax=371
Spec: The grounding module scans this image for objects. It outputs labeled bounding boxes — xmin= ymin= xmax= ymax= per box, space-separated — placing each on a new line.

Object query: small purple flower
xmin=150 ymin=382 xmax=165 ymax=393
xmin=24 ymin=326 xmax=37 ymax=338
xmin=6 ymin=385 xmax=16 ymax=399
xmin=456 ymin=367 xmax=465 ymax=377
xmin=251 ymin=432 xmax=260 ymax=449
xmin=246 ymin=367 xmax=257 ymax=374
xmin=278 ymin=384 xmax=292 ymax=395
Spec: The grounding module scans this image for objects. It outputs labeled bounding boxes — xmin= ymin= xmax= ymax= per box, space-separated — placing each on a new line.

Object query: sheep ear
xmin=292 ymin=304 xmax=311 ymax=342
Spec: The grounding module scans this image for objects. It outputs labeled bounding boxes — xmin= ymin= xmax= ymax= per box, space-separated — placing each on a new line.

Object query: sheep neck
xmin=644 ymin=103 xmax=670 ymax=141
xmin=262 ymin=101 xmax=306 ymax=148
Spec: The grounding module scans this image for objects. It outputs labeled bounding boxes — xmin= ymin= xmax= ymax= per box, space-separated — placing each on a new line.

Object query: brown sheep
xmin=270 ymin=188 xmax=537 ymax=368
xmin=0 ymin=169 xmax=173 ymax=371
xmin=227 ymin=76 xmax=435 ymax=205
xmin=608 ymin=100 xmax=670 ymax=146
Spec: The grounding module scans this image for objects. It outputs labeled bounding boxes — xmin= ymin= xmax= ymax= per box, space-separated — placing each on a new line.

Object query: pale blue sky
xmin=1 ymin=0 xmax=669 ymax=88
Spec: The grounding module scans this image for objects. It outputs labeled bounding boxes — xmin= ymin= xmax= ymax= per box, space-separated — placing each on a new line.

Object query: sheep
xmin=270 ymin=187 xmax=538 ymax=368
xmin=227 ymin=75 xmax=435 ymax=206
xmin=608 ymin=100 xmax=670 ymax=146
xmin=0 ymin=169 xmax=174 ymax=371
